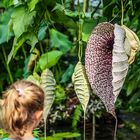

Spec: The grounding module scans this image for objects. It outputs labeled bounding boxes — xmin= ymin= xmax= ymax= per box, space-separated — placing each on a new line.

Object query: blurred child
xmin=0 ymin=80 xmax=44 ymax=140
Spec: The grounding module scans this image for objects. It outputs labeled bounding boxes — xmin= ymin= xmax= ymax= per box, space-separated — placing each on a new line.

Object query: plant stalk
xmin=92 ymin=112 xmax=95 ymax=140
xmin=2 ymin=46 xmax=14 ymax=83
xmin=121 ymin=0 xmax=124 ymax=25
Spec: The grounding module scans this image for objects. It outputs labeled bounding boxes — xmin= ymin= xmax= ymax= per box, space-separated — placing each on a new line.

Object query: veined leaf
xmin=41 ymin=69 xmax=56 ymax=121
xmin=26 ymin=74 xmax=41 ymax=86
xmin=122 ymin=25 xmax=140 ymax=64
xmin=112 ymin=24 xmax=129 ymax=102
xmin=11 ymin=6 xmax=36 ymax=39
xmin=38 ymin=50 xmax=63 ymax=70
xmin=72 ymin=61 xmax=90 ymax=112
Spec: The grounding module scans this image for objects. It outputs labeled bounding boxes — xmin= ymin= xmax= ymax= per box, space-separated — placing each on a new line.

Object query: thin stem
xmin=83 ymin=0 xmax=87 ymax=14
xmin=92 ymin=112 xmax=95 ymax=140
xmin=22 ymin=45 xmax=27 ymax=59
xmin=44 ymin=120 xmax=47 ymax=140
xmin=78 ymin=0 xmax=83 ymax=61
xmin=39 ymin=42 xmax=44 ymax=54
xmin=2 ymin=46 xmax=13 ymax=83
xmin=84 ymin=111 xmax=86 ymax=140
xmin=121 ymin=0 xmax=124 ymax=25
xmin=114 ymin=116 xmax=118 ymax=140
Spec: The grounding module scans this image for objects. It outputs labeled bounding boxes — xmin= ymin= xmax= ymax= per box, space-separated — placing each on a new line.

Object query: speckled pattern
xmin=85 ymin=22 xmax=116 ymax=116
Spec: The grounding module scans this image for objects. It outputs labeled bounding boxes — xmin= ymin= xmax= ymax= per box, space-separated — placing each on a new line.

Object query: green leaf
xmin=8 ymin=32 xmax=38 ymax=63
xmin=0 ymin=8 xmax=13 ymax=44
xmin=50 ymin=29 xmax=72 ymax=53
xmin=52 ymin=9 xmax=77 ymax=29
xmin=28 ymin=0 xmax=39 ymax=11
xmin=11 ymin=6 xmax=36 ymax=39
xmin=60 ymin=64 xmax=74 ymax=83
xmin=8 ymin=37 xmax=26 ymax=63
xmin=53 ymin=132 xmax=80 ymax=138
xmin=38 ymin=20 xmax=48 ymax=41
xmin=27 ymin=33 xmax=38 ymax=52
xmin=38 ymin=50 xmax=63 ymax=70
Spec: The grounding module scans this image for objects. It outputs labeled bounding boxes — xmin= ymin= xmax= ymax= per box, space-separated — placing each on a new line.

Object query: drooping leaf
xmin=38 ymin=50 xmax=63 ymax=70
xmin=122 ymin=25 xmax=140 ymax=64
xmin=72 ymin=61 xmax=90 ymax=112
xmin=0 ymin=8 xmax=13 ymax=44
xmin=11 ymin=6 xmax=36 ymax=39
xmin=8 ymin=36 xmax=26 ymax=63
xmin=50 ymin=29 xmax=72 ymax=53
xmin=28 ymin=0 xmax=39 ymax=11
xmin=7 ymin=32 xmax=38 ymax=63
xmin=41 ymin=68 xmax=56 ymax=121
xmin=112 ymin=24 xmax=129 ymax=102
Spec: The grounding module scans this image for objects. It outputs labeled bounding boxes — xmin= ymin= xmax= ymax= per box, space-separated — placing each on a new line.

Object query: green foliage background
xmin=1 ymin=0 xmax=140 ymax=138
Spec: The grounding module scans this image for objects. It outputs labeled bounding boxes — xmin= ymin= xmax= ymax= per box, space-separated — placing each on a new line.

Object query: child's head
xmin=0 ymin=80 xmax=44 ymax=137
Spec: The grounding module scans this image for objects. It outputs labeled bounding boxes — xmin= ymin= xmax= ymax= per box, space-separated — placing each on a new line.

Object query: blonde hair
xmin=0 ymin=80 xmax=44 ymax=137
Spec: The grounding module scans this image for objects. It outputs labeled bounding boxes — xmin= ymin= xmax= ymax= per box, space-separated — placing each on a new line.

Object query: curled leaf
xmin=122 ymin=25 xmax=140 ymax=64
xmin=112 ymin=24 xmax=129 ymax=102
xmin=41 ymin=68 xmax=56 ymax=121
xmin=85 ymin=22 xmax=116 ymax=116
xmin=72 ymin=61 xmax=90 ymax=112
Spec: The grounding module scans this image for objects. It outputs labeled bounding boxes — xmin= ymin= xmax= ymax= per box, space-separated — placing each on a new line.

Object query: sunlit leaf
xmin=38 ymin=50 xmax=63 ymax=70
xmin=53 ymin=132 xmax=80 ymax=138
xmin=28 ymin=0 xmax=39 ymax=11
xmin=11 ymin=6 xmax=36 ymax=38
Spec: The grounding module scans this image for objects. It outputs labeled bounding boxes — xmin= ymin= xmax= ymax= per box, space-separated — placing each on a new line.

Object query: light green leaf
xmin=26 ymin=74 xmax=41 ymax=86
xmin=72 ymin=61 xmax=90 ymax=112
xmin=28 ymin=0 xmax=39 ymax=11
xmin=41 ymin=69 xmax=56 ymax=121
xmin=0 ymin=8 xmax=13 ymax=44
xmin=38 ymin=50 xmax=63 ymax=70
xmin=53 ymin=132 xmax=80 ymax=138
xmin=50 ymin=29 xmax=72 ymax=53
xmin=11 ymin=6 xmax=36 ymax=38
